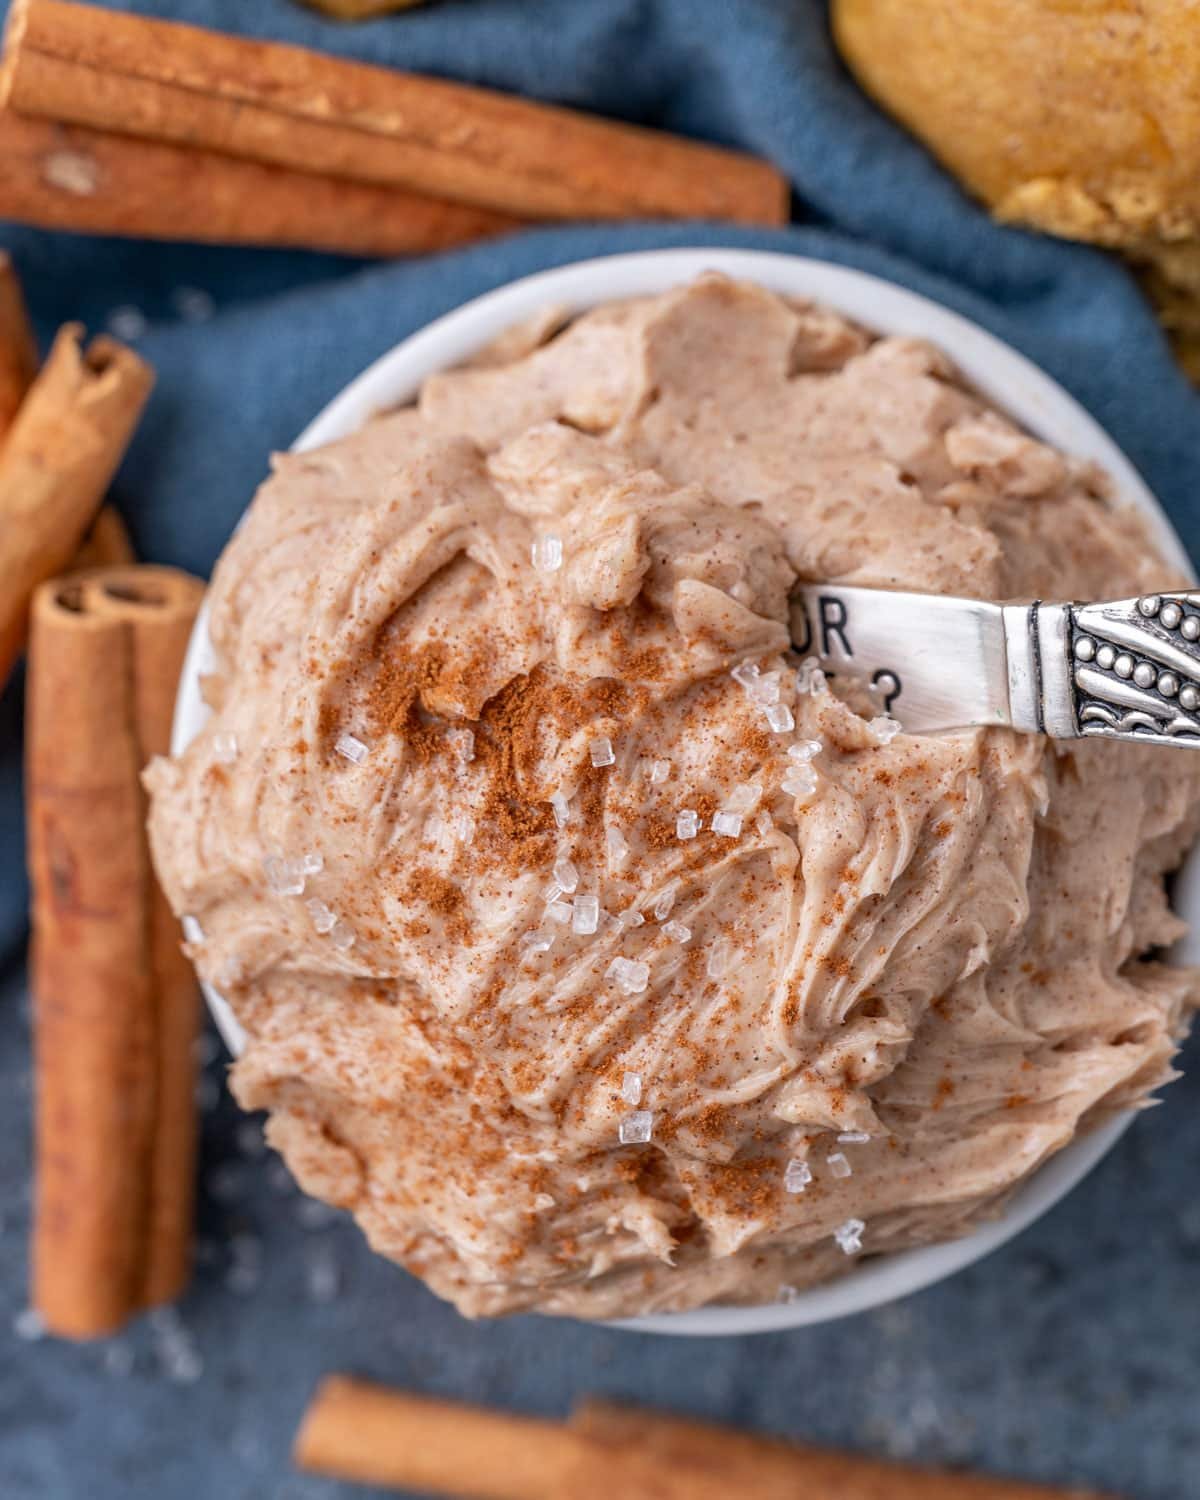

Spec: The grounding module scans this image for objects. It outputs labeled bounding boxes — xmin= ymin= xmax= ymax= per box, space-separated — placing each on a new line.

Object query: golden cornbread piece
xmin=833 ymin=0 xmax=1200 ymax=373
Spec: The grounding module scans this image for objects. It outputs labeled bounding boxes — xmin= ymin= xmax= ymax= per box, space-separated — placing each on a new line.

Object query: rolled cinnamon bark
xmin=0 ymin=262 xmax=134 ymax=579
xmin=72 ymin=505 xmax=135 ymax=572
xmin=293 ymin=1380 xmax=1117 ymax=1500
xmin=27 ymin=565 xmax=203 ymax=1338
xmin=3 ymin=0 xmax=788 ymax=225
xmin=568 ymin=1401 xmax=1114 ymax=1500
xmin=0 ymin=323 xmax=152 ymax=688
xmin=300 ymin=0 xmax=426 ymax=15
xmin=0 ymin=250 xmax=37 ymax=434
xmin=0 ymin=106 xmax=521 ymax=255
xmin=294 ymin=1377 xmax=581 ymax=1499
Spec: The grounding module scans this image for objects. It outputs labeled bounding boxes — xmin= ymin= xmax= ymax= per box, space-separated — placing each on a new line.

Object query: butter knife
xmin=793 ymin=586 xmax=1200 ymax=744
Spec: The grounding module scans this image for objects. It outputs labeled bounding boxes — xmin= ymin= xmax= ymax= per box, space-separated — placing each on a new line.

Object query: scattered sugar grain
xmin=108 ymin=305 xmax=147 ymax=341
xmin=206 ymin=1163 xmax=244 ymax=1203
xmin=13 ymin=1308 xmax=45 ymax=1342
xmin=236 ymin=1120 xmax=266 ymax=1157
xmin=619 ymin=1111 xmax=654 ymax=1145
xmin=572 ymin=894 xmax=600 ymax=936
xmin=306 ymin=1244 xmax=341 ymax=1304
xmin=334 ymin=733 xmax=369 ymax=765
xmin=606 ymin=957 xmax=650 ymax=995
xmin=726 ymin=782 xmax=762 ymax=814
xmin=306 ymin=898 xmax=336 ymax=935
xmin=296 ymin=1197 xmax=338 ymax=1230
xmin=531 ymin=533 xmax=564 ymax=573
xmin=834 ymin=1218 xmax=865 ymax=1255
xmin=765 ymin=703 xmax=795 ymax=734
xmin=782 ymin=764 xmax=818 ymax=800
xmin=172 ymin=286 xmax=216 ymax=323
xmin=788 ymin=739 xmax=822 ymax=762
xmin=263 ymin=855 xmax=305 ymax=897
xmin=448 ymin=727 xmax=475 ymax=763
xmin=796 ymin=657 xmax=827 ymax=694
xmin=706 ymin=939 xmax=731 ymax=980
xmin=606 ymin=826 xmax=629 ymax=864
xmin=330 ymin=919 xmax=356 ymax=952
xmin=103 ymin=1342 xmax=135 ymax=1378
xmin=869 ymin=715 xmax=902 ymax=745
xmin=784 ymin=1158 xmax=812 ymax=1194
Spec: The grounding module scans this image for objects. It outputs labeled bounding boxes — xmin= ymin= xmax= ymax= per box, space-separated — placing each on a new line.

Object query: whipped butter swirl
xmin=147 ymin=277 xmax=1200 ymax=1317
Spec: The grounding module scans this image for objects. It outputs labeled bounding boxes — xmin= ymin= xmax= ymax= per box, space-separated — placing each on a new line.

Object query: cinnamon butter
xmin=147 ymin=276 xmax=1200 ymax=1317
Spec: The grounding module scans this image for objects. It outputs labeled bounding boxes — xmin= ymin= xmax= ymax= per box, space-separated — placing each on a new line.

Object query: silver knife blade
xmin=792 ymin=585 xmax=1200 ymax=745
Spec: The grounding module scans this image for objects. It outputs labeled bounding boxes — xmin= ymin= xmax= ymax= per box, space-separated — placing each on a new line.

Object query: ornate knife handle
xmin=793 ymin=583 xmax=1200 ymax=741
xmin=1026 ymin=592 xmax=1200 ymax=745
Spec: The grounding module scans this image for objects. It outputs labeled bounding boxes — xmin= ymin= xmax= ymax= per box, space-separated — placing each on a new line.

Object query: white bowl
xmin=173 ymin=248 xmax=1198 ymax=1337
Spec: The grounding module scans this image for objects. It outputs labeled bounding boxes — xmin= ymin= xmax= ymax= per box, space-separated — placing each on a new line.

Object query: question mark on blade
xmin=871 ymin=669 xmax=902 ymax=712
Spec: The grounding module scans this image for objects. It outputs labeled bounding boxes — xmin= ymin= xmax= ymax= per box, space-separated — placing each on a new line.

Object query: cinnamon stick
xmin=3 ymin=0 xmax=788 ymax=226
xmin=27 ymin=565 xmax=204 ymax=1338
xmin=0 ymin=259 xmax=137 ymax=579
xmin=568 ymin=1401 xmax=1112 ymax=1500
xmin=299 ymin=0 xmax=426 ymax=16
xmin=0 ymin=250 xmax=38 ymax=434
xmin=0 ymin=105 xmax=521 ymax=255
xmin=0 ymin=323 xmax=151 ymax=688
xmin=295 ymin=1377 xmax=583 ymax=1499
xmin=293 ymin=1380 xmax=1117 ymax=1500
xmin=73 ymin=504 xmax=135 ymax=572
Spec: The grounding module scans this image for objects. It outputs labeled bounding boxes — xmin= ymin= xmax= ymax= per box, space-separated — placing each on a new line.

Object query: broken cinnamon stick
xmin=0 ymin=323 xmax=152 ymax=688
xmin=27 ymin=565 xmax=204 ymax=1338
xmin=0 ymin=250 xmax=38 ymax=434
xmin=293 ymin=1380 xmax=1117 ymax=1500
xmin=3 ymin=0 xmax=788 ymax=225
xmin=0 ymin=105 xmax=521 ymax=255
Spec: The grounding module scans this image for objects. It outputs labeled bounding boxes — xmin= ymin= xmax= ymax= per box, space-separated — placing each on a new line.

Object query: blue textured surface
xmin=2 ymin=1 xmax=1198 ymax=1495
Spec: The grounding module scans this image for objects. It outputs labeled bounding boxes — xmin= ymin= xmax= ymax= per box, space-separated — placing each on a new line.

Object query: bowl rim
xmin=173 ymin=246 xmax=1196 ymax=1337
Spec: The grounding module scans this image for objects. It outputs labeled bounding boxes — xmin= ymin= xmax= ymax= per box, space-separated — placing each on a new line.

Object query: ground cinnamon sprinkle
xmin=708 ymin=1154 xmax=778 ymax=1216
xmin=403 ymin=867 xmax=473 ymax=944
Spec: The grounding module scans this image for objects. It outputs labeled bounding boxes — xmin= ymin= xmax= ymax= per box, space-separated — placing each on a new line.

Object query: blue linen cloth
xmin=2 ymin=0 xmax=1198 ymax=963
